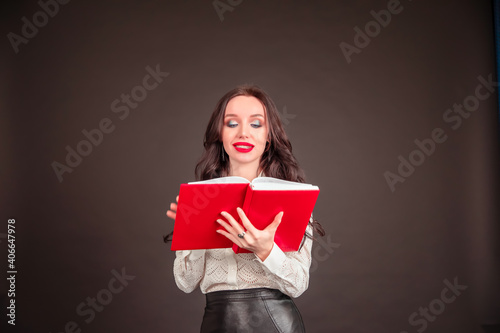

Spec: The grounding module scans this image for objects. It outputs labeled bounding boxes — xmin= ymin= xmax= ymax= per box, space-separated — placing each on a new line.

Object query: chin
xmin=229 ymin=154 xmax=260 ymax=164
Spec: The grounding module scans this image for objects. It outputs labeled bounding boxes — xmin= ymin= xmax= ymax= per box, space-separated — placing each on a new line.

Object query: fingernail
xmin=237 ymin=207 xmax=242 ymax=212
xmin=221 ymin=211 xmax=227 ymax=215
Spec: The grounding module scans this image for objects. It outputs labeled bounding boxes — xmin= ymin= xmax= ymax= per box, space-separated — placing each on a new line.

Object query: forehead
xmin=224 ymin=95 xmax=266 ymax=117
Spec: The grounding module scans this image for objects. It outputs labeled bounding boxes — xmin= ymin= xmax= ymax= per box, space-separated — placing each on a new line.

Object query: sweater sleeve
xmin=173 ymin=249 xmax=206 ymax=293
xmin=254 ymin=219 xmax=314 ymax=298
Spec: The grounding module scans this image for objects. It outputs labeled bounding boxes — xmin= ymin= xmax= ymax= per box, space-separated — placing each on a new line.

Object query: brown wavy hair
xmin=164 ymin=84 xmax=324 ymax=245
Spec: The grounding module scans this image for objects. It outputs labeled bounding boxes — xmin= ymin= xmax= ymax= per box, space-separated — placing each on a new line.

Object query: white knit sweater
xmin=173 ymin=221 xmax=313 ymax=298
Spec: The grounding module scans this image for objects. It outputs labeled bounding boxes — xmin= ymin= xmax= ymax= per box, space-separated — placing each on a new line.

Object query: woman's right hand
xmin=166 ymin=195 xmax=179 ymax=221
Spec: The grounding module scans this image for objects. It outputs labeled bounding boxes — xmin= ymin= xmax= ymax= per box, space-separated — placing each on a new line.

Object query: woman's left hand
xmin=216 ymin=207 xmax=283 ymax=261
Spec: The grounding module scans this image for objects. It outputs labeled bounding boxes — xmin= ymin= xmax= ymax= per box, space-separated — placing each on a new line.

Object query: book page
xmin=251 ymin=177 xmax=318 ymax=190
xmin=188 ymin=176 xmax=249 ymax=184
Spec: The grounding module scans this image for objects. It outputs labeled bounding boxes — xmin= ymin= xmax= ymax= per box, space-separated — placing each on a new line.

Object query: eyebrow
xmin=224 ymin=114 xmax=264 ymax=118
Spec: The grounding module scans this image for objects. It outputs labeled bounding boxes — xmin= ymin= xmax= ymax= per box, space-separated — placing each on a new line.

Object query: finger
xmin=170 ymin=202 xmax=177 ymax=212
xmin=236 ymin=207 xmax=257 ymax=233
xmin=176 ymin=195 xmax=179 ymax=203
xmin=216 ymin=229 xmax=244 ymax=248
xmin=166 ymin=210 xmax=176 ymax=220
xmin=220 ymin=211 xmax=245 ymax=234
xmin=265 ymin=211 xmax=283 ymax=232
xmin=216 ymin=218 xmax=235 ymax=234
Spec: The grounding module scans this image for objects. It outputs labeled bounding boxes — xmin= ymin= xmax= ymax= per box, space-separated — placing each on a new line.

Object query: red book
xmin=171 ymin=176 xmax=319 ymax=253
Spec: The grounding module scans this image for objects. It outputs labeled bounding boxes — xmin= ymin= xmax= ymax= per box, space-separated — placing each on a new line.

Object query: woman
xmin=166 ymin=85 xmax=324 ymax=332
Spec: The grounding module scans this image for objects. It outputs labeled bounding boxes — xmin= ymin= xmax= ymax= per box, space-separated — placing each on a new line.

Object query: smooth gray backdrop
xmin=1 ymin=0 xmax=499 ymax=332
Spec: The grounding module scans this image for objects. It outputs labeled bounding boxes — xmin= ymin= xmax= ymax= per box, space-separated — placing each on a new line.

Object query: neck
xmin=228 ymin=161 xmax=262 ymax=182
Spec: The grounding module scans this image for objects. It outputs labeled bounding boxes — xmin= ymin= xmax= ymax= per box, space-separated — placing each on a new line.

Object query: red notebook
xmin=171 ymin=176 xmax=319 ymax=253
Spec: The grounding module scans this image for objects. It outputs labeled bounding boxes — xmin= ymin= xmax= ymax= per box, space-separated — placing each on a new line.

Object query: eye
xmin=226 ymin=120 xmax=237 ymax=128
xmin=251 ymin=120 xmax=262 ymax=128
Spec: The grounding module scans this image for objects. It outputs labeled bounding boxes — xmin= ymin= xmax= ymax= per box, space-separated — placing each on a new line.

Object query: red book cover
xmin=231 ymin=184 xmax=255 ymax=254
xmin=232 ymin=187 xmax=319 ymax=253
xmin=171 ymin=177 xmax=319 ymax=253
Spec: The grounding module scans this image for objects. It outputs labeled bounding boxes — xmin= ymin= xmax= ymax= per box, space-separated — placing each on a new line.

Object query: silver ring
xmin=238 ymin=232 xmax=246 ymax=239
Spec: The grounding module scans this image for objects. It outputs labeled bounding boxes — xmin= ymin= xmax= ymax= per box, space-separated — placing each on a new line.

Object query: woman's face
xmin=221 ymin=95 xmax=269 ymax=171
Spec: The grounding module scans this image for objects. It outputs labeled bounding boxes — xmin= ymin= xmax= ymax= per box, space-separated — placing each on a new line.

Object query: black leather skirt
xmin=201 ymin=288 xmax=305 ymax=333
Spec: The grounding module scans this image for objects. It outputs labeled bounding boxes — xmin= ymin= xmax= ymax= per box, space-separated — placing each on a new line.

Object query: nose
xmin=237 ymin=124 xmax=248 ymax=138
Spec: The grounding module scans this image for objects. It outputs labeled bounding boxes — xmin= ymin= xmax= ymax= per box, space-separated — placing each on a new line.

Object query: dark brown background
xmin=1 ymin=0 xmax=499 ymax=332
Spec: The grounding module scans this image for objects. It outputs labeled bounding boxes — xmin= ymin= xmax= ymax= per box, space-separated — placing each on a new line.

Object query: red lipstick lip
xmin=233 ymin=142 xmax=254 ymax=153
xmin=233 ymin=142 xmax=254 ymax=147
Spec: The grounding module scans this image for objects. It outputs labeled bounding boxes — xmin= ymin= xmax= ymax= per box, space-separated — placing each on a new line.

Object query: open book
xmin=171 ymin=176 xmax=319 ymax=253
